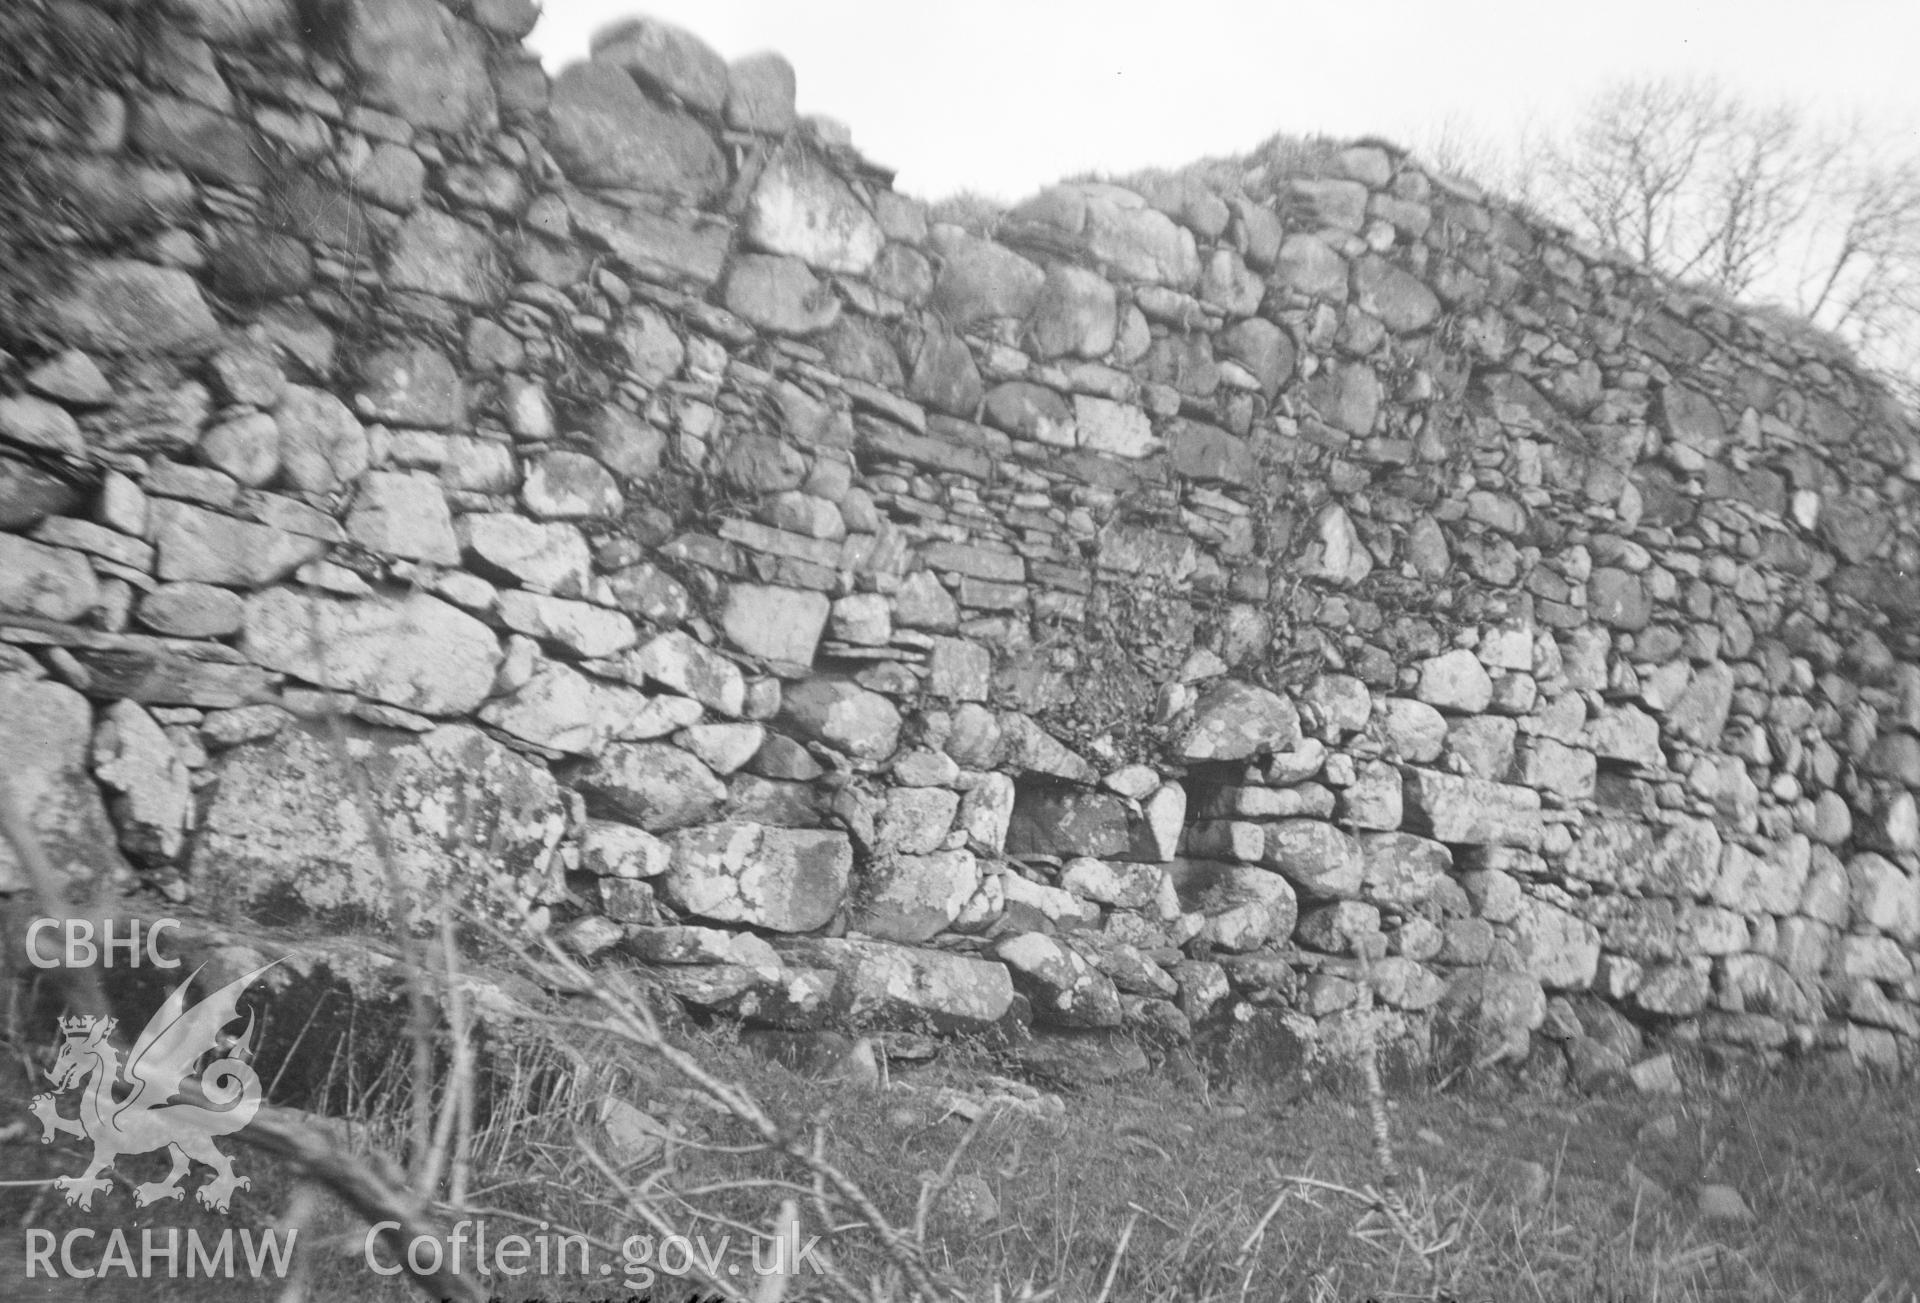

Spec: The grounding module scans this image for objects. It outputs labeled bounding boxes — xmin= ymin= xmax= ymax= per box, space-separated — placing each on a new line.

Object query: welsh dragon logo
xmin=30 ymin=963 xmax=278 ymax=1213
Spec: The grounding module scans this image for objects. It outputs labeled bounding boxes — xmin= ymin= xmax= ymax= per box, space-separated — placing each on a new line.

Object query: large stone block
xmin=1002 ymin=183 xmax=1199 ymax=286
xmin=626 ymin=631 xmax=746 ymax=716
xmin=1511 ymin=896 xmax=1600 ymax=989
xmin=340 ymin=0 xmax=496 ymax=134
xmin=132 ymin=94 xmax=264 ymax=188
xmin=0 ymin=534 xmax=102 ymax=622
xmin=355 ymin=345 xmax=465 ymax=429
xmin=384 ymin=207 xmax=505 ymax=308
xmin=1176 ymin=679 xmax=1299 ymax=761
xmin=575 ymin=742 xmax=727 ymax=831
xmin=994 ymin=932 xmax=1123 ymax=1028
xmin=1169 ymin=859 xmax=1298 ymax=952
xmin=722 ymin=583 xmax=831 ymax=665
xmin=1352 ymin=254 xmax=1440 ymax=332
xmin=855 ymin=848 xmax=978 ymax=943
xmin=590 ymin=16 xmax=729 ymax=113
xmin=0 ymin=678 xmax=128 ymax=890
xmin=458 ymin=514 xmax=591 ymax=596
xmin=1436 ymin=968 xmax=1545 ymax=1063
xmin=780 ymin=937 xmax=1014 ymax=1032
xmin=1262 ymin=820 xmax=1364 ymax=899
xmin=744 ymin=152 xmax=883 ymax=274
xmin=1658 ymin=384 xmax=1726 ymax=455
xmin=195 ymin=723 xmax=558 ymax=930
xmin=547 ymin=61 xmax=725 ymax=198
xmin=1168 ymin=419 xmax=1254 ymax=482
xmin=497 ymin=591 xmax=636 ymax=659
xmin=1415 ymin=648 xmax=1493 ymax=713
xmin=1359 ymin=832 xmax=1451 ymax=908
xmin=724 ymin=254 xmax=842 ymax=335
xmin=779 ymin=677 xmax=901 ymax=762
xmin=1006 ymin=788 xmax=1135 ymax=859
xmin=566 ymin=192 xmax=731 ymax=289
xmin=725 ymin=52 xmax=797 ymax=133
xmin=930 ymin=228 xmax=1045 ymax=327
xmin=662 ymin=822 xmax=851 ymax=932
xmin=41 ymin=261 xmax=219 ymax=355
xmin=1305 ymin=362 xmax=1381 ymax=436
xmin=242 ymin=588 xmax=501 ymax=716
xmin=1031 ymin=264 xmax=1118 ymax=358
xmin=345 ymin=472 xmax=459 ymax=564
xmin=1400 ymin=769 xmax=1543 ymax=847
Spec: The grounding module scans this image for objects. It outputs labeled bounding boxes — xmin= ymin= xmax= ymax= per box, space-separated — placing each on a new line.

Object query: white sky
xmin=529 ymin=1 xmax=1920 ymax=202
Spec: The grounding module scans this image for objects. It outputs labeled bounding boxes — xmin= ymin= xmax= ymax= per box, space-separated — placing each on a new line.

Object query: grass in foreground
xmin=4 ymin=995 xmax=1918 ymax=1303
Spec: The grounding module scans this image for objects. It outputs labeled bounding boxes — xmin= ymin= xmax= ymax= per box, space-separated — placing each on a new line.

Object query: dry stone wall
xmin=5 ymin=0 xmax=1920 ymax=1085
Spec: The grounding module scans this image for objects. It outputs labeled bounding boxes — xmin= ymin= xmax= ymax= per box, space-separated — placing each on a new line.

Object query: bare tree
xmin=1524 ymin=76 xmax=1920 ymax=404
xmin=1800 ymin=153 xmax=1920 ymax=358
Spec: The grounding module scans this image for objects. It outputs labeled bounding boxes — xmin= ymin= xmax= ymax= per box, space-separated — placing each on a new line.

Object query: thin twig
xmin=1091 ymin=1210 xmax=1138 ymax=1303
xmin=913 ymin=1113 xmax=986 ymax=1246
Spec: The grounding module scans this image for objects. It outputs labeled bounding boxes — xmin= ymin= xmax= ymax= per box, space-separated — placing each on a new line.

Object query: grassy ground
xmin=4 ymin=1000 xmax=1917 ymax=1303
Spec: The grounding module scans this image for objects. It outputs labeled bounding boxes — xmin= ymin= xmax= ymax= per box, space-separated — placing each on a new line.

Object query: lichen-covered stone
xmin=345 ymin=472 xmax=460 ymax=564
xmin=458 ymin=514 xmax=591 ymax=597
xmin=1262 ymin=820 xmax=1364 ymax=899
xmin=195 ymin=723 xmax=560 ymax=931
xmin=662 ymin=822 xmax=851 ymax=932
xmin=781 ymin=937 xmax=1014 ymax=1032
xmin=856 ymin=848 xmax=979 ymax=943
xmin=1171 ymin=860 xmax=1298 ymax=952
xmin=1511 ymin=896 xmax=1601 ymax=989
xmin=994 ymin=932 xmax=1123 ymax=1028
xmin=1176 ymin=679 xmax=1299 ymax=760
xmin=779 ymin=677 xmax=901 ymax=762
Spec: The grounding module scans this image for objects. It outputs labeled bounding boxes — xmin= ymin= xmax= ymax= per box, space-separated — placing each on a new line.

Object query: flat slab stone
xmin=1400 ymin=768 xmax=1543 ymax=848
xmin=566 ymin=192 xmax=730 ymax=289
xmin=0 ymin=623 xmax=273 ymax=707
xmin=779 ymin=937 xmax=1014 ymax=1033
xmin=242 ymin=588 xmax=500 ymax=716
xmin=574 ymin=742 xmax=727 ymax=831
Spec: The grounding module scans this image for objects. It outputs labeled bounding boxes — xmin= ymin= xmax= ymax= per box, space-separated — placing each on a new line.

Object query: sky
xmin=528 ymin=1 xmax=1920 ymax=202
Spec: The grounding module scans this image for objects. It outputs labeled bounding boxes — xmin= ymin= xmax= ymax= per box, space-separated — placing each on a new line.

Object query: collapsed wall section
xmin=3 ymin=0 xmax=1919 ymax=1085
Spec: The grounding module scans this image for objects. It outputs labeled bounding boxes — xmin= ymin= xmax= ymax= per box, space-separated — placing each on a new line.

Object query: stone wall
xmin=5 ymin=0 xmax=1920 ymax=1085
